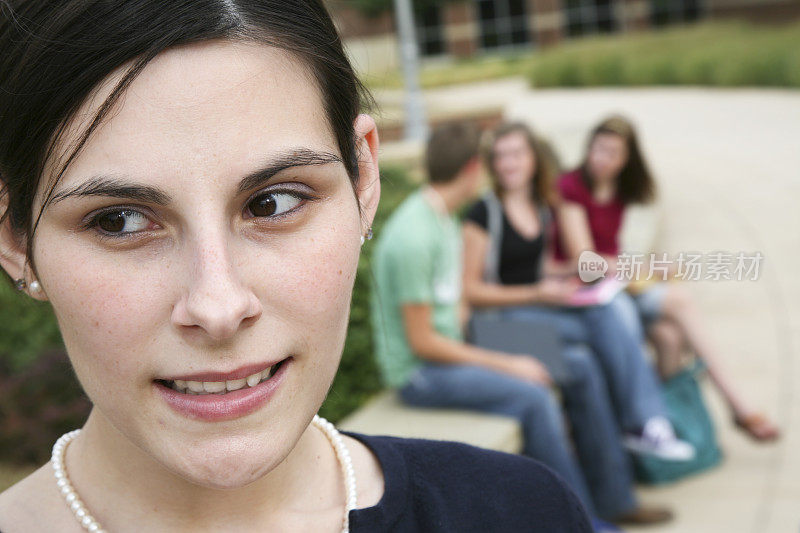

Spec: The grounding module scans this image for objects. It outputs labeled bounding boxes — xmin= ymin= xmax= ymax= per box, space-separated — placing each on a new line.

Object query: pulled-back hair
xmin=581 ymin=115 xmax=656 ymax=204
xmin=0 ymin=0 xmax=372 ymax=268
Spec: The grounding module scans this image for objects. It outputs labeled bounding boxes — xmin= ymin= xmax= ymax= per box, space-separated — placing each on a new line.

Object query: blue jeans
xmin=610 ymin=286 xmax=669 ymax=343
xmin=399 ymin=344 xmax=638 ymax=519
xmin=500 ymin=294 xmax=667 ymax=432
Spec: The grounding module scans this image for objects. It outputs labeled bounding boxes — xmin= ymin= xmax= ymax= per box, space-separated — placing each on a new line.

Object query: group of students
xmin=370 ymin=117 xmax=780 ymax=531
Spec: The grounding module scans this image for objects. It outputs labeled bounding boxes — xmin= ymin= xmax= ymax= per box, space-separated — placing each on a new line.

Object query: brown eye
xmin=94 ymin=209 xmax=149 ymax=234
xmin=246 ymin=191 xmax=303 ymax=218
xmin=247 ymin=193 xmax=277 ymax=217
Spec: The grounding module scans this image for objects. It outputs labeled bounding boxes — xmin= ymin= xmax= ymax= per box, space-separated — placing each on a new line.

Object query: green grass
xmin=363 ymin=20 xmax=800 ymax=90
xmin=364 ymin=52 xmax=536 ymax=90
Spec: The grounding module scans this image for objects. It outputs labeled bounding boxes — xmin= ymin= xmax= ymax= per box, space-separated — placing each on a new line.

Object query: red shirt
xmin=554 ymin=169 xmax=624 ymax=260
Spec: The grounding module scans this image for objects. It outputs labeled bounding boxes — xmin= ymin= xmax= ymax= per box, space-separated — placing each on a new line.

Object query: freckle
xmin=338 ymin=270 xmax=342 ymax=275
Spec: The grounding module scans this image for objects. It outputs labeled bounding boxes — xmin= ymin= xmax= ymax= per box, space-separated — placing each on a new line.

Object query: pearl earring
xmin=14 ymin=278 xmax=41 ymax=295
xmin=360 ymin=226 xmax=373 ymax=246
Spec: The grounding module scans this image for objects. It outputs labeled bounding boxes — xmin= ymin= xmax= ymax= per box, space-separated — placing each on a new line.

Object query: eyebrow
xmin=49 ymin=148 xmax=343 ymax=205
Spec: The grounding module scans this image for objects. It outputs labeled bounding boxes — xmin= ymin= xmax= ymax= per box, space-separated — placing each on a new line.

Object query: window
xmin=477 ymin=0 xmax=532 ymax=50
xmin=564 ymin=0 xmax=618 ymax=37
xmin=415 ymin=4 xmax=446 ymax=57
xmin=650 ymin=0 xmax=703 ymax=27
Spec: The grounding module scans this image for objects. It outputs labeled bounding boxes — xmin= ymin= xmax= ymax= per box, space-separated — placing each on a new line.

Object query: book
xmin=568 ymin=277 xmax=628 ymax=307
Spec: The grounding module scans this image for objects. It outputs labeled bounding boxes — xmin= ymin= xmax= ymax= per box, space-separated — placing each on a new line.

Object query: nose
xmin=171 ymin=240 xmax=262 ymax=341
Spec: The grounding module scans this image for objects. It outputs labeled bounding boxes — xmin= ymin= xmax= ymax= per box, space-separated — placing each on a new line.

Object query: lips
xmin=154 ymin=356 xmax=292 ymax=422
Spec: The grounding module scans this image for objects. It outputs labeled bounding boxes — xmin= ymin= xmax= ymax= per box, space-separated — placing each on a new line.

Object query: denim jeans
xmin=399 ymin=344 xmax=638 ymax=519
xmin=500 ymin=294 xmax=667 ymax=432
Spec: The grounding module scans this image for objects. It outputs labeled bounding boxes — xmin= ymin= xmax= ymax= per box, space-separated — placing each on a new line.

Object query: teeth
xmin=226 ymin=378 xmax=247 ymax=392
xmin=169 ymin=361 xmax=285 ymax=395
xmin=186 ymin=381 xmax=204 ymax=393
xmin=203 ymin=381 xmax=226 ymax=393
xmin=246 ymin=372 xmax=261 ymax=387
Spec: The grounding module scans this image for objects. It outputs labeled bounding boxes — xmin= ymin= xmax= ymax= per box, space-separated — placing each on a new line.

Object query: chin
xmin=169 ymin=439 xmax=286 ymax=490
xmin=146 ymin=424 xmax=293 ymax=490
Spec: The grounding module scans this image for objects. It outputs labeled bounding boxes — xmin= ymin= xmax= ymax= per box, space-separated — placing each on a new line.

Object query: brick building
xmin=330 ymin=0 xmax=800 ymax=71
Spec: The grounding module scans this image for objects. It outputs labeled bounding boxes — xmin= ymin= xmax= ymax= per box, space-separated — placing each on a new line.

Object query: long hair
xmin=581 ymin=115 xmax=656 ymax=204
xmin=0 ymin=0 xmax=372 ymax=274
xmin=482 ymin=122 xmax=560 ymax=207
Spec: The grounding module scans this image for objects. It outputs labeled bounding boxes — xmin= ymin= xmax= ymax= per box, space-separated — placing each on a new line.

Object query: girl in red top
xmin=555 ymin=115 xmax=779 ymax=442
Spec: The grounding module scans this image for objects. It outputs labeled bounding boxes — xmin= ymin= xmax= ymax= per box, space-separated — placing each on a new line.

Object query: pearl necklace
xmin=51 ymin=414 xmax=357 ymax=533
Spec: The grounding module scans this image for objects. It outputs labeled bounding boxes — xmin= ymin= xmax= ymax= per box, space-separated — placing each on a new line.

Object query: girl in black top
xmin=462 ymin=122 xmax=693 ymax=527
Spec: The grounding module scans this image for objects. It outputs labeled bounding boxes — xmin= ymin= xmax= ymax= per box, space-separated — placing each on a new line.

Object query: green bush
xmin=0 ymin=283 xmax=62 ymax=372
xmin=529 ymin=21 xmax=800 ymax=88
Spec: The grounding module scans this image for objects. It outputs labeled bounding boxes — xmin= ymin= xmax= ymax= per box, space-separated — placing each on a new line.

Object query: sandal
xmin=734 ymin=413 xmax=780 ymax=442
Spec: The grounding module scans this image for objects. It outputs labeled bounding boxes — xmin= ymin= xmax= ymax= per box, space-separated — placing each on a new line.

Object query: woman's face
xmin=13 ymin=41 xmax=378 ymax=488
xmin=587 ymin=132 xmax=629 ymax=183
xmin=491 ymin=131 xmax=536 ymax=194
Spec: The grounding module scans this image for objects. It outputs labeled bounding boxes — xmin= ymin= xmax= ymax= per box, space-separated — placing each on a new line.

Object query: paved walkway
xmin=390 ymin=81 xmax=800 ymax=532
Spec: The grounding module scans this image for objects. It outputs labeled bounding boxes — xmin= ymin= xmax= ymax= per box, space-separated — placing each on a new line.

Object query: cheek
xmin=37 ymin=245 xmax=169 ymax=391
xmin=246 ymin=200 xmax=361 ymax=358
xmin=265 ymin=226 xmax=359 ymax=332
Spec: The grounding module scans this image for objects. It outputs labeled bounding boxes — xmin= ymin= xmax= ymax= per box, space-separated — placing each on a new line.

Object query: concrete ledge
xmin=338 ymin=390 xmax=523 ymax=454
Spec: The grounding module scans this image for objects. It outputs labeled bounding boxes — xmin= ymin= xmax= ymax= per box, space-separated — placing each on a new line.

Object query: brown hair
xmin=425 ymin=122 xmax=481 ymax=184
xmin=581 ymin=115 xmax=656 ymax=204
xmin=483 ymin=122 xmax=559 ymax=206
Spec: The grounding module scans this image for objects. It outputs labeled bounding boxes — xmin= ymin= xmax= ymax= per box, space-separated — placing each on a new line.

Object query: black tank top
xmin=464 ymin=198 xmax=546 ymax=285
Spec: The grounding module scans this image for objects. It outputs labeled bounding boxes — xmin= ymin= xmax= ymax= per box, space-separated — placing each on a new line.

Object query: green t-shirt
xmin=370 ymin=189 xmax=463 ymax=388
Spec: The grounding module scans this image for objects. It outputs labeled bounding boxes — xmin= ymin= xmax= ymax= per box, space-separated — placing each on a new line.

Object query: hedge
xmin=529 ymin=20 xmax=800 ymax=88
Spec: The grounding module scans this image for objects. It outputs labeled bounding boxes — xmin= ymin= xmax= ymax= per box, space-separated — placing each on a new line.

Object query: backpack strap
xmin=482 ymin=190 xmax=503 ymax=284
xmin=534 ymin=201 xmax=551 ymax=280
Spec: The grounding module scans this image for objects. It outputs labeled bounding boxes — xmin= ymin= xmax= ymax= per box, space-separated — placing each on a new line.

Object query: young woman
xmin=462 ymin=122 xmax=692 ymax=526
xmin=0 ymin=2 xmax=592 ymax=531
xmin=555 ymin=115 xmax=780 ymax=442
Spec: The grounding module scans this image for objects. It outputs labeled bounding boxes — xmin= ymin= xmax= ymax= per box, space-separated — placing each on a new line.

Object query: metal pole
xmin=393 ymin=0 xmax=428 ymax=142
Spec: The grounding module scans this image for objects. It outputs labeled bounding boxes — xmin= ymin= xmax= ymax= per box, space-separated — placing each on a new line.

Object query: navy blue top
xmin=344 ymin=431 xmax=592 ymax=532
xmin=0 ymin=434 xmax=590 ymax=533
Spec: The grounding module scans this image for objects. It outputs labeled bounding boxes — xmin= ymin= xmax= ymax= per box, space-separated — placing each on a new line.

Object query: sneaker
xmin=623 ymin=416 xmax=696 ymax=461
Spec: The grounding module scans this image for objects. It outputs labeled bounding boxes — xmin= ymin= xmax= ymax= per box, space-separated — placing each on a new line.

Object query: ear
xmin=0 ymin=195 xmax=46 ymax=300
xmin=0 ymin=194 xmax=27 ymax=281
xmin=353 ymin=114 xmax=381 ymax=235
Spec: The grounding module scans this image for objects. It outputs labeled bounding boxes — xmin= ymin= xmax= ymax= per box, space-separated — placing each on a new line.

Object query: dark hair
xmin=483 ymin=121 xmax=560 ymax=206
xmin=0 ymin=0 xmax=372 ymax=273
xmin=581 ymin=115 xmax=656 ymax=204
xmin=425 ymin=122 xmax=481 ymax=184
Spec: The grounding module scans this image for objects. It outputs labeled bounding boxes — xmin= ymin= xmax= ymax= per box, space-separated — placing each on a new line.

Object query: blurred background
xmin=1 ymin=1 xmax=799 ymax=531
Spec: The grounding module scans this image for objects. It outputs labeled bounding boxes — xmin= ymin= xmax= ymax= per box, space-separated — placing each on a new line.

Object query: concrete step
xmin=338 ymin=390 xmax=523 ymax=454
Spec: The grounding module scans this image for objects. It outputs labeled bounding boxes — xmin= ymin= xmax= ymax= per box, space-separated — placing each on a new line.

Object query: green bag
xmin=633 ymin=360 xmax=723 ymax=484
